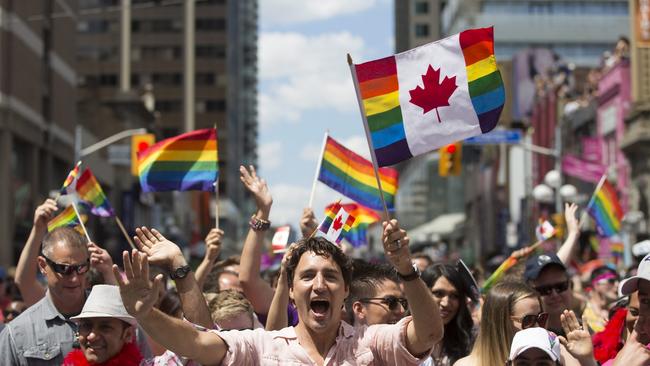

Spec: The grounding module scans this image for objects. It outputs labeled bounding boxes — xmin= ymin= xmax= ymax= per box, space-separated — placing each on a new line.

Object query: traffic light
xmin=131 ymin=134 xmax=155 ymax=175
xmin=438 ymin=142 xmax=462 ymax=176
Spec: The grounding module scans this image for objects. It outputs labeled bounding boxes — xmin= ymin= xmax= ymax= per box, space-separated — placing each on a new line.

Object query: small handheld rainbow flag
xmin=47 ymin=205 xmax=81 ymax=232
xmin=325 ymin=202 xmax=380 ymax=247
xmin=60 ymin=161 xmax=82 ymax=195
xmin=317 ymin=202 xmax=356 ymax=245
xmin=587 ymin=178 xmax=623 ymax=237
xmin=137 ymin=128 xmax=218 ymax=192
xmin=76 ymin=169 xmax=115 ymax=217
xmin=318 ymin=136 xmax=398 ymax=211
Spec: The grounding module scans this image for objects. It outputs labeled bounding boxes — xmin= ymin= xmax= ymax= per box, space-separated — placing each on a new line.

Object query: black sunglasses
xmin=534 ymin=280 xmax=570 ymax=296
xmin=359 ymin=296 xmax=408 ymax=311
xmin=511 ymin=312 xmax=549 ymax=329
xmin=3 ymin=309 xmax=21 ymax=318
xmin=42 ymin=254 xmax=90 ymax=276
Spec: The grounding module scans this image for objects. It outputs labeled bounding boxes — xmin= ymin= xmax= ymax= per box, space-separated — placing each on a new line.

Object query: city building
xmin=395 ymin=0 xmax=446 ymax=52
xmin=0 ymin=2 xmax=78 ymax=266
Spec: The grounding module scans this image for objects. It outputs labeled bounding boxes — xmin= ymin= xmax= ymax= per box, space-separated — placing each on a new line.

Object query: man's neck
xmin=295 ymin=321 xmax=340 ymax=362
xmin=48 ymin=291 xmax=84 ymax=318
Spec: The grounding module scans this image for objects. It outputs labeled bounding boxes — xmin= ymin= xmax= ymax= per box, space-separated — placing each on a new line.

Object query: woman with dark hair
xmin=421 ymin=263 xmax=475 ymax=366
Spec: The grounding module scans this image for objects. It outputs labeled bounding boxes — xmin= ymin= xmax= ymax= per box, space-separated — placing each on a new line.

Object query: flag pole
xmin=71 ymin=202 xmax=92 ymax=243
xmin=347 ymin=54 xmax=390 ymax=220
xmin=114 ymin=216 xmax=136 ymax=250
xmin=579 ymin=172 xmax=608 ymax=230
xmin=308 ymin=131 xmax=329 ymax=208
xmin=214 ymin=123 xmax=220 ymax=230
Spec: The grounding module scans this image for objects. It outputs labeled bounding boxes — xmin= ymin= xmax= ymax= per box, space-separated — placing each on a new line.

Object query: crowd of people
xmin=0 ymin=165 xmax=649 ymax=365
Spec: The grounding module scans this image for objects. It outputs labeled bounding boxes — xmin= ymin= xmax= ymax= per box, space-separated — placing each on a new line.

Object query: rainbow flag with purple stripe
xmin=60 ymin=161 xmax=81 ymax=195
xmin=351 ymin=27 xmax=504 ymax=166
xmin=325 ymin=202 xmax=380 ymax=247
xmin=318 ymin=136 xmax=398 ymax=211
xmin=76 ymin=169 xmax=114 ymax=217
xmin=587 ymin=179 xmax=623 ymax=237
xmin=137 ymin=128 xmax=218 ymax=192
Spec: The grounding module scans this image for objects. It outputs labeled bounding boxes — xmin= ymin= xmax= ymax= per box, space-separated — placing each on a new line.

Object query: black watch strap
xmin=397 ymin=264 xmax=420 ymax=282
xmin=170 ymin=264 xmax=191 ymax=280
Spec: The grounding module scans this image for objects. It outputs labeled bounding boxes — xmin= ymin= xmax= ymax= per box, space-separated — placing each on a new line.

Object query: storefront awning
xmin=409 ymin=213 xmax=466 ymax=243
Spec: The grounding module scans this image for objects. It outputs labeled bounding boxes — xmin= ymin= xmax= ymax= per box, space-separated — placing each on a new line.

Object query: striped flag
xmin=325 ymin=202 xmax=380 ymax=247
xmin=318 ymin=136 xmax=398 ymax=211
xmin=350 ymin=27 xmax=504 ymax=166
xmin=587 ymin=178 xmax=623 ymax=237
xmin=60 ymin=161 xmax=82 ymax=195
xmin=47 ymin=205 xmax=81 ymax=232
xmin=76 ymin=169 xmax=115 ymax=217
xmin=137 ymin=128 xmax=218 ymax=192
xmin=272 ymin=226 xmax=291 ymax=254
xmin=535 ymin=220 xmax=556 ymax=242
xmin=317 ymin=203 xmax=356 ymax=245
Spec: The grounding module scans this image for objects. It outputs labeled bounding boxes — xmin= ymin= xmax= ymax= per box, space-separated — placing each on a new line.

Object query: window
xmin=156 ymin=100 xmax=182 ymax=112
xmin=132 ymin=19 xmax=182 ymax=33
xmin=415 ymin=24 xmax=429 ymax=37
xmin=196 ymin=18 xmax=226 ymax=31
xmin=77 ymin=19 xmax=111 ymax=33
xmin=415 ymin=1 xmax=429 ymax=14
xmin=196 ymin=45 xmax=226 ymax=59
xmin=196 ymin=73 xmax=216 ymax=85
xmin=152 ymin=73 xmax=182 ymax=86
xmin=206 ymin=100 xmax=226 ymax=112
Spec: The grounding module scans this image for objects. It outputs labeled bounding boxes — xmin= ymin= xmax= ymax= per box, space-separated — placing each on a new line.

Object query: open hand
xmin=34 ymin=199 xmax=58 ymax=230
xmin=88 ymin=242 xmax=114 ymax=277
xmin=204 ymin=228 xmax=224 ymax=262
xmin=611 ymin=329 xmax=650 ymax=366
xmin=381 ymin=219 xmax=412 ymax=274
xmin=558 ymin=310 xmax=594 ymax=362
xmin=240 ymin=165 xmax=272 ymax=213
xmin=299 ymin=208 xmax=318 ymax=237
xmin=113 ymin=250 xmax=164 ymax=319
xmin=133 ymin=227 xmax=186 ymax=270
xmin=564 ymin=203 xmax=580 ymax=236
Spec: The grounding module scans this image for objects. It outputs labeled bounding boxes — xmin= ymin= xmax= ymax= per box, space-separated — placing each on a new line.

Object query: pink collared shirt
xmin=213 ymin=316 xmax=430 ymax=366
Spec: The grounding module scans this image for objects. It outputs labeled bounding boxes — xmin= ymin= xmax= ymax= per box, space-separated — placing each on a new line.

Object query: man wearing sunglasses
xmin=524 ymin=253 xmax=574 ymax=337
xmin=582 ymin=266 xmax=619 ymax=333
xmin=0 ymin=227 xmax=91 ymax=365
xmin=347 ymin=261 xmax=408 ymax=326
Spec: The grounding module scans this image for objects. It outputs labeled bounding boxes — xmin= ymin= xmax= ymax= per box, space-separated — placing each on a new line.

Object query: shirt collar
xmin=42 ymin=290 xmax=69 ymax=321
xmin=273 ymin=321 xmax=356 ymax=340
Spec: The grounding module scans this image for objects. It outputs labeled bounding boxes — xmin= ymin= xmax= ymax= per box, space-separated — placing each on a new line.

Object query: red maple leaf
xmin=409 ymin=65 xmax=457 ymax=123
xmin=332 ymin=215 xmax=343 ymax=231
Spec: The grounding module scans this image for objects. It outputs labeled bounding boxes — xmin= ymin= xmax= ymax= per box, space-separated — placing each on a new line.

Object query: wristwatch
xmin=169 ymin=264 xmax=192 ymax=280
xmin=397 ymin=263 xmax=421 ymax=282
xmin=249 ymin=215 xmax=271 ymax=231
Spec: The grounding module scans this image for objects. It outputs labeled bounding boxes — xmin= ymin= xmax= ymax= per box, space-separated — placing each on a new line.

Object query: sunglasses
xmin=42 ymin=254 xmax=90 ymax=276
xmin=3 ymin=310 xmax=21 ymax=319
xmin=511 ymin=312 xmax=549 ymax=329
xmin=359 ymin=296 xmax=408 ymax=311
xmin=534 ymin=280 xmax=570 ymax=296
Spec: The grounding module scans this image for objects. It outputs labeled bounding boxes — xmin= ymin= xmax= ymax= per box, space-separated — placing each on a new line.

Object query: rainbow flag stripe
xmin=353 ymin=27 xmax=504 ymax=167
xmin=138 ymin=128 xmax=218 ymax=192
xmin=318 ymin=136 xmax=398 ymax=211
xmin=318 ymin=202 xmax=341 ymax=233
xmin=47 ymin=205 xmax=80 ymax=232
xmin=337 ymin=214 xmax=356 ymax=244
xmin=481 ymin=256 xmax=517 ymax=293
xmin=76 ymin=169 xmax=114 ymax=217
xmin=60 ymin=161 xmax=81 ymax=194
xmin=326 ymin=202 xmax=380 ymax=247
xmin=588 ymin=179 xmax=623 ymax=237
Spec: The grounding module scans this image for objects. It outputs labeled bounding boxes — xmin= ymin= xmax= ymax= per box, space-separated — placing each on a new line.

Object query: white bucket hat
xmin=508 ymin=327 xmax=561 ymax=362
xmin=619 ymin=253 xmax=650 ymax=296
xmin=71 ymin=285 xmax=137 ymax=326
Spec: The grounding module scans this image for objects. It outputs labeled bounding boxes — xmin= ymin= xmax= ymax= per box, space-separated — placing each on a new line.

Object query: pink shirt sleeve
xmin=211 ymin=328 xmax=262 ymax=366
xmin=365 ymin=316 xmax=433 ymax=365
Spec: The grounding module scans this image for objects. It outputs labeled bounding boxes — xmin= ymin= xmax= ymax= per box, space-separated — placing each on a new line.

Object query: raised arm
xmin=382 ymin=219 xmax=443 ymax=356
xmin=557 ymin=203 xmax=580 ymax=265
xmin=113 ymin=250 xmax=226 ymax=365
xmin=237 ymin=165 xmax=276 ymax=314
xmin=133 ymin=227 xmax=213 ymax=329
xmin=265 ymin=244 xmax=296 ymax=331
xmin=195 ymin=228 xmax=224 ymax=290
xmin=15 ymin=199 xmax=57 ymax=306
xmin=88 ymin=242 xmax=117 ymax=285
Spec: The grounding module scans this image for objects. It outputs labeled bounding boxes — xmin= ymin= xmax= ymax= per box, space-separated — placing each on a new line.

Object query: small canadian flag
xmin=272 ymin=226 xmax=291 ymax=253
xmin=535 ymin=220 xmax=556 ymax=242
xmin=317 ymin=203 xmax=356 ymax=245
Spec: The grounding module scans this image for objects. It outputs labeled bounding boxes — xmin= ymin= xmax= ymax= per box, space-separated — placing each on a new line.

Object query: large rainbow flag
xmin=325 ymin=202 xmax=380 ymax=247
xmin=350 ymin=27 xmax=504 ymax=166
xmin=47 ymin=205 xmax=80 ymax=232
xmin=587 ymin=178 xmax=623 ymax=237
xmin=318 ymin=136 xmax=398 ymax=211
xmin=137 ymin=128 xmax=218 ymax=192
xmin=60 ymin=161 xmax=81 ymax=195
xmin=76 ymin=169 xmax=115 ymax=217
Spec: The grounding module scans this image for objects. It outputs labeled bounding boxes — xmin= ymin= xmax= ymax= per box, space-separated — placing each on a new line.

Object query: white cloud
xmin=258 ymin=141 xmax=283 ymax=170
xmin=261 ymin=0 xmax=376 ymax=25
xmin=258 ymin=31 xmax=366 ymax=126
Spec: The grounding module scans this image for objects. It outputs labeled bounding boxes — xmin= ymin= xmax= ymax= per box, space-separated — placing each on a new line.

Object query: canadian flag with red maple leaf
xmin=350 ymin=27 xmax=505 ymax=167
xmin=316 ymin=203 xmax=356 ymax=245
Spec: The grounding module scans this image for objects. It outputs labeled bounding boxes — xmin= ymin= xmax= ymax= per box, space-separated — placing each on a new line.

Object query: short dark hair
xmin=41 ymin=227 xmax=88 ymax=258
xmin=345 ymin=260 xmax=400 ymax=323
xmin=285 ymin=236 xmax=352 ymax=289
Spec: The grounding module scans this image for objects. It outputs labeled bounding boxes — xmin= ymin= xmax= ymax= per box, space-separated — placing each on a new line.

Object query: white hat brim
xmin=511 ymin=345 xmax=559 ymax=362
xmin=71 ymin=311 xmax=137 ymax=326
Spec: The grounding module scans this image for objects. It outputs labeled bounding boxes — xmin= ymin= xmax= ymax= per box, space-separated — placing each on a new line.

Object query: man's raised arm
xmin=382 ymin=219 xmax=443 ymax=356
xmin=113 ymin=250 xmax=227 ymax=365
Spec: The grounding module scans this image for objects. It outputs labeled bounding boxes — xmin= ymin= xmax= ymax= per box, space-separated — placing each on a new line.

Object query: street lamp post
xmin=74 ymin=126 xmax=147 ymax=161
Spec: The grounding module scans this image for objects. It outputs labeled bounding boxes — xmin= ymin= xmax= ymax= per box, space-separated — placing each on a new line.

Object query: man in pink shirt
xmin=114 ymin=219 xmax=443 ymax=365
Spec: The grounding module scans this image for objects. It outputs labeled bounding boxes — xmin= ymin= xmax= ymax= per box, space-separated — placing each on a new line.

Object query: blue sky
xmin=257 ymin=0 xmax=394 ymax=226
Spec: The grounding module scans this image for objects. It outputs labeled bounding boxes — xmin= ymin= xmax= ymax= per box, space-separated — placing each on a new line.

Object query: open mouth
xmin=310 ymin=300 xmax=330 ymax=316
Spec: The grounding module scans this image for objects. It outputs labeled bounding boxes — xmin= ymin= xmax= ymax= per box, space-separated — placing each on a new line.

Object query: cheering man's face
xmin=78 ymin=317 xmax=133 ymax=364
xmin=290 ymin=251 xmax=349 ymax=335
